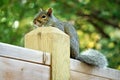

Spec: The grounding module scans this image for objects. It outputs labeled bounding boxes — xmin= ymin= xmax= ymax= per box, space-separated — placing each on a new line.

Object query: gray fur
xmin=33 ymin=9 xmax=108 ymax=68
xmin=76 ymin=49 xmax=108 ymax=68
xmin=48 ymin=14 xmax=80 ymax=58
xmin=46 ymin=14 xmax=65 ymax=31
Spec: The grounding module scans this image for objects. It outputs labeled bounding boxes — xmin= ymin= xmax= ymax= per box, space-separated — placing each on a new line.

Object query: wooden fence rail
xmin=0 ymin=27 xmax=120 ymax=80
xmin=0 ymin=42 xmax=50 ymax=80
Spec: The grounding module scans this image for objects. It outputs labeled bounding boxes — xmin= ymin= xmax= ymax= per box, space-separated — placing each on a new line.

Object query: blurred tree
xmin=0 ymin=0 xmax=120 ymax=69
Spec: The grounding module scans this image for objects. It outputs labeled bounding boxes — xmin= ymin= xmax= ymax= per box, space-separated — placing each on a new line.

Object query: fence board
xmin=71 ymin=71 xmax=110 ymax=80
xmin=70 ymin=59 xmax=120 ymax=80
xmin=0 ymin=57 xmax=50 ymax=80
xmin=0 ymin=42 xmax=50 ymax=65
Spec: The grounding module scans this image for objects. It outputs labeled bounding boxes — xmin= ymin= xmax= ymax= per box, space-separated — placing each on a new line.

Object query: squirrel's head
xmin=33 ymin=8 xmax=52 ymax=27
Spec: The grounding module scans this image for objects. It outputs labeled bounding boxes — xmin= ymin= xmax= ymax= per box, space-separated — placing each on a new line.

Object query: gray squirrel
xmin=33 ymin=8 xmax=108 ymax=68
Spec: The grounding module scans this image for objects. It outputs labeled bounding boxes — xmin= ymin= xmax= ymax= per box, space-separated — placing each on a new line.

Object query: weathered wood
xmin=25 ymin=27 xmax=70 ymax=80
xmin=0 ymin=57 xmax=50 ymax=80
xmin=70 ymin=71 xmax=110 ymax=80
xmin=70 ymin=59 xmax=120 ymax=80
xmin=0 ymin=42 xmax=50 ymax=65
xmin=0 ymin=26 xmax=120 ymax=80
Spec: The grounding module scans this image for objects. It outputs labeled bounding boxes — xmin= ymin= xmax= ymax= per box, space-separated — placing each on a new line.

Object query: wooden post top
xmin=25 ymin=26 xmax=68 ymax=37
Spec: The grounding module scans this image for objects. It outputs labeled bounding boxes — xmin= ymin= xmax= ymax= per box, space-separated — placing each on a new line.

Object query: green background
xmin=0 ymin=0 xmax=120 ymax=70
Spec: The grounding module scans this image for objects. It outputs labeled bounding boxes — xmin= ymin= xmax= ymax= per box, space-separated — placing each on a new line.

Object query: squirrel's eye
xmin=42 ymin=15 xmax=46 ymax=18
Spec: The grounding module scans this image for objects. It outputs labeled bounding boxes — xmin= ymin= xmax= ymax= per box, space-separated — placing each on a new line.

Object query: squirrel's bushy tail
xmin=76 ymin=49 xmax=108 ymax=68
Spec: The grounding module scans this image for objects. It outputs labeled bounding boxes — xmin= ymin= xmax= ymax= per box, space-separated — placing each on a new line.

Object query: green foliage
xmin=0 ymin=0 xmax=120 ymax=69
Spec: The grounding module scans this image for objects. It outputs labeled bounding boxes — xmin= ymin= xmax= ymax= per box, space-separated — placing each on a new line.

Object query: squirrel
xmin=33 ymin=8 xmax=108 ymax=68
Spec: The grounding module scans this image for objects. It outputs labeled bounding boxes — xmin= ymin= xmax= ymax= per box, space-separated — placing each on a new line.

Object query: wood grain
xmin=70 ymin=71 xmax=110 ymax=80
xmin=0 ymin=42 xmax=50 ymax=65
xmin=25 ymin=27 xmax=70 ymax=80
xmin=0 ymin=57 xmax=50 ymax=80
xmin=70 ymin=59 xmax=120 ymax=80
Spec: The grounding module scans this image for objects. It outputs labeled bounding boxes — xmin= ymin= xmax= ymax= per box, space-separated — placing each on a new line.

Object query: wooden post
xmin=25 ymin=27 xmax=70 ymax=80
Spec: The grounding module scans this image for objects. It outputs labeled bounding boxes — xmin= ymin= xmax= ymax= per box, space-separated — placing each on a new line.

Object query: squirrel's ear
xmin=47 ymin=8 xmax=52 ymax=16
xmin=39 ymin=8 xmax=43 ymax=12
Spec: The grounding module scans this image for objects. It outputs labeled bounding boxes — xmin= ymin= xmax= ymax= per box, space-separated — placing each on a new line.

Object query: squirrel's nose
xmin=37 ymin=20 xmax=42 ymax=23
